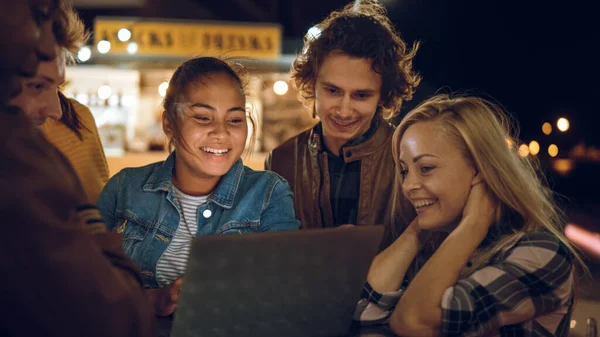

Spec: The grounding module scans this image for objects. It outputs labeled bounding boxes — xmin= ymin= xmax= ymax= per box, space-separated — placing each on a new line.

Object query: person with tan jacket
xmin=266 ymin=0 xmax=421 ymax=229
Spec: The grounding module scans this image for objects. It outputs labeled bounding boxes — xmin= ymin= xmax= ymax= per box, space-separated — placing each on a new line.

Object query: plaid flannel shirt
xmin=354 ymin=231 xmax=575 ymax=337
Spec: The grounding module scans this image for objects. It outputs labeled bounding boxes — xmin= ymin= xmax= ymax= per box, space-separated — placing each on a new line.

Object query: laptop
xmin=170 ymin=225 xmax=384 ymax=337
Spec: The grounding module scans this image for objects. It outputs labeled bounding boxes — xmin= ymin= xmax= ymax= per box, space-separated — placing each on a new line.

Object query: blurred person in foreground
xmin=9 ymin=2 xmax=109 ymax=202
xmin=0 ymin=1 xmax=153 ymax=336
xmin=265 ymin=0 xmax=421 ymax=229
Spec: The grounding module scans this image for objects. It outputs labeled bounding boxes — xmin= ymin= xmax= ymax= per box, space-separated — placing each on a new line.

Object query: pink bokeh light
xmin=565 ymin=223 xmax=600 ymax=260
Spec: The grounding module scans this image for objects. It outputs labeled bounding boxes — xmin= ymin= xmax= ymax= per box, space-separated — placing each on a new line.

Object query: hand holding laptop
xmin=145 ymin=277 xmax=183 ymax=316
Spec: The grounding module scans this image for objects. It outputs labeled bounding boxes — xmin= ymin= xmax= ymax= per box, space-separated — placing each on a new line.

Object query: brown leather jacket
xmin=265 ymin=121 xmax=396 ymax=229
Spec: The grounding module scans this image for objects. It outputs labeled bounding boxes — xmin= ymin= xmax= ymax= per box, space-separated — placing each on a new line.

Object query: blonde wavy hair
xmin=390 ymin=94 xmax=586 ymax=277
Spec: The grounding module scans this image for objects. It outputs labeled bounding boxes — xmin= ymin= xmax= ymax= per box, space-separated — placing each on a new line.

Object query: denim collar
xmin=143 ymin=151 xmax=244 ymax=209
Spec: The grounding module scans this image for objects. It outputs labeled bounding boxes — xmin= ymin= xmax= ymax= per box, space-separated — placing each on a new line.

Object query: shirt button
xmin=345 ymin=151 xmax=352 ymax=158
xmin=203 ymin=209 xmax=212 ymax=218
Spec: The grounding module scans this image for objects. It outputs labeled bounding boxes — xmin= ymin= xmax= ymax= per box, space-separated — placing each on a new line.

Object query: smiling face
xmin=9 ymin=51 xmax=65 ymax=126
xmin=398 ymin=120 xmax=477 ymax=231
xmin=165 ymin=71 xmax=248 ymax=193
xmin=314 ymin=51 xmax=382 ymax=153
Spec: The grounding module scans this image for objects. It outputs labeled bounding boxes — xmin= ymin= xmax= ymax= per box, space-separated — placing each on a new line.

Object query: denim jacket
xmin=97 ymin=152 xmax=300 ymax=288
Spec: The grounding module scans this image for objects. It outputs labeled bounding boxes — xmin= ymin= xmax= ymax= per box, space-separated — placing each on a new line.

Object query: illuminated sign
xmin=94 ymin=18 xmax=282 ymax=60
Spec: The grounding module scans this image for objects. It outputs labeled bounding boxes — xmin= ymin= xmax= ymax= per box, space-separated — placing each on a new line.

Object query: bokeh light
xmin=77 ymin=46 xmax=91 ymax=62
xmin=518 ymin=144 xmax=530 ymax=157
xmin=97 ymin=85 xmax=112 ymax=100
xmin=118 ymin=28 xmax=132 ymax=42
xmin=542 ymin=122 xmax=552 ymax=135
xmin=127 ymin=42 xmax=138 ymax=54
xmin=273 ymin=81 xmax=289 ymax=95
xmin=97 ymin=40 xmax=111 ymax=54
xmin=158 ymin=81 xmax=169 ymax=97
xmin=557 ymin=117 xmax=570 ymax=132
xmin=307 ymin=26 xmax=322 ymax=40
xmin=548 ymin=144 xmax=559 ymax=157
xmin=529 ymin=140 xmax=540 ymax=155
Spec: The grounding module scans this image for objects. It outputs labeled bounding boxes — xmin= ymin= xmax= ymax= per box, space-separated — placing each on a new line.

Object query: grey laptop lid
xmin=171 ymin=226 xmax=384 ymax=337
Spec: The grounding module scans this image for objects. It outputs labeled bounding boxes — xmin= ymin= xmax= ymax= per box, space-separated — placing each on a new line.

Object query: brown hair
xmin=53 ymin=2 xmax=91 ymax=139
xmin=58 ymin=90 xmax=89 ymax=140
xmin=292 ymin=0 xmax=421 ymax=120
xmin=53 ymin=2 xmax=90 ymax=65
xmin=162 ymin=57 xmax=257 ymax=156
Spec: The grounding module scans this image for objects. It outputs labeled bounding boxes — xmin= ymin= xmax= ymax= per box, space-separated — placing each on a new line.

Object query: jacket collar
xmin=308 ymin=114 xmax=394 ymax=162
xmin=143 ymin=151 xmax=244 ymax=209
xmin=143 ymin=152 xmax=176 ymax=193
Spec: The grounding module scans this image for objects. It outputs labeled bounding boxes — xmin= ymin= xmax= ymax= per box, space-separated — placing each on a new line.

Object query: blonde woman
xmin=355 ymin=95 xmax=585 ymax=336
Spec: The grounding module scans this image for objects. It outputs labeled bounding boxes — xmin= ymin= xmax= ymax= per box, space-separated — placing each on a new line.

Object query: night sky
xmin=381 ymin=0 xmax=600 ymax=148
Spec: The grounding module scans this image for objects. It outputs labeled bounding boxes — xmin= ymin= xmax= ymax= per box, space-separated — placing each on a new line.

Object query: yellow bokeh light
xmin=553 ymin=159 xmax=574 ymax=176
xmin=518 ymin=144 xmax=530 ymax=157
xmin=548 ymin=144 xmax=559 ymax=157
xmin=557 ymin=118 xmax=570 ymax=132
xmin=505 ymin=138 xmax=514 ymax=149
xmin=542 ymin=122 xmax=552 ymax=135
xmin=529 ymin=140 xmax=540 ymax=155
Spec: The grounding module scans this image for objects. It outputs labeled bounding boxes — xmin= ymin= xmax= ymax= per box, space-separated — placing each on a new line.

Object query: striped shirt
xmin=355 ymin=231 xmax=575 ymax=337
xmin=155 ymin=186 xmax=208 ymax=287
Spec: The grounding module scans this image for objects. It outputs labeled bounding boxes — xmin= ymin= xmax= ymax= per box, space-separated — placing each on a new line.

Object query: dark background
xmin=76 ymin=0 xmax=600 ymax=209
